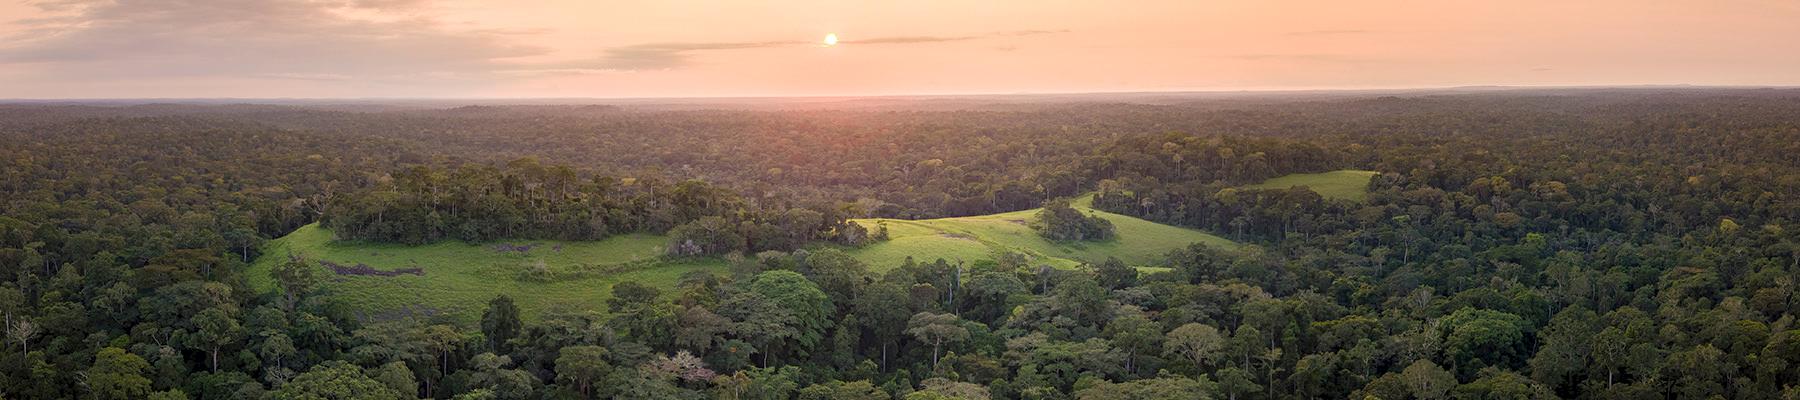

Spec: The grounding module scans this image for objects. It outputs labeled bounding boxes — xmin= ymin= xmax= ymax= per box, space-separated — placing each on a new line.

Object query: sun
xmin=823 ymin=33 xmax=839 ymax=46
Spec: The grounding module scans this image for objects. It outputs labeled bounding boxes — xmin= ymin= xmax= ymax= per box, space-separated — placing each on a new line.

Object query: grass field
xmin=248 ymin=195 xmax=1235 ymax=324
xmin=1241 ymin=170 xmax=1379 ymax=202
xmin=246 ymin=224 xmax=724 ymax=324
xmin=842 ymin=195 xmax=1238 ymax=271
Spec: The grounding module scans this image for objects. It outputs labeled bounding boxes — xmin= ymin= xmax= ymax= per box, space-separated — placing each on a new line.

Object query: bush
xmin=666 ymin=217 xmax=747 ymax=257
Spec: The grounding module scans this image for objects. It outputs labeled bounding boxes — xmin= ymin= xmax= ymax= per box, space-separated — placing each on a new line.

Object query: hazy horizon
xmin=9 ymin=85 xmax=1800 ymax=104
xmin=5 ymin=0 xmax=1800 ymax=98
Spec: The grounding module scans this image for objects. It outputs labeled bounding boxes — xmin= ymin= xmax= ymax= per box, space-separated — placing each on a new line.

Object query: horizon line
xmin=4 ymin=84 xmax=1799 ymax=103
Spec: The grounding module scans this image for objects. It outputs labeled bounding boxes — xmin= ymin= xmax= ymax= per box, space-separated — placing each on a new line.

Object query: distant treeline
xmin=322 ymin=160 xmax=874 ymax=254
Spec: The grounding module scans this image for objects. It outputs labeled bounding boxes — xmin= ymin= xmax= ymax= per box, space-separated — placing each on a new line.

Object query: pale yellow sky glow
xmin=2 ymin=0 xmax=1798 ymax=98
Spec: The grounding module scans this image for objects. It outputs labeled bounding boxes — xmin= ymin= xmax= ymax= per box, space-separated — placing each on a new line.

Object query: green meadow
xmin=246 ymin=224 xmax=724 ymax=324
xmin=248 ymin=195 xmax=1237 ymax=323
xmin=842 ymin=195 xmax=1238 ymax=271
xmin=1242 ymin=169 xmax=1379 ymax=202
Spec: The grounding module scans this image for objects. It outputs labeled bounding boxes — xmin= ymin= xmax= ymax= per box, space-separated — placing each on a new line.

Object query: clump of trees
xmin=324 ymin=161 xmax=876 ymax=259
xmin=1035 ymin=198 xmax=1116 ymax=241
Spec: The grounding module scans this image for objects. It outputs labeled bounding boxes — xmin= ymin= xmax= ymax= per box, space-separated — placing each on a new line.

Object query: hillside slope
xmin=246 ymin=224 xmax=723 ymax=323
xmin=844 ymin=195 xmax=1238 ymax=271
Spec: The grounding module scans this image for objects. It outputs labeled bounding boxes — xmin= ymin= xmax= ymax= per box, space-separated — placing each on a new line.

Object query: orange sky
xmin=2 ymin=0 xmax=1798 ymax=98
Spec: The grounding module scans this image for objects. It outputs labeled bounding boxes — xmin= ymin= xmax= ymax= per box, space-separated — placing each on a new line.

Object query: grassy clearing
xmin=1242 ymin=170 xmax=1379 ymax=202
xmin=246 ymin=224 xmax=723 ymax=324
xmin=248 ymin=195 xmax=1235 ymax=323
xmin=843 ymin=195 xmax=1237 ymax=271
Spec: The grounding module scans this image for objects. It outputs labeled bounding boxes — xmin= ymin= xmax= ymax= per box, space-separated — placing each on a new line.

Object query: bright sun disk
xmin=823 ymin=33 xmax=839 ymax=46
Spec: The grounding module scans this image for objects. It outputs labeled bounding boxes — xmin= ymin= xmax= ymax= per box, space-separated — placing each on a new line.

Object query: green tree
xmin=269 ymin=255 xmax=320 ymax=311
xmin=1165 ymin=323 xmax=1224 ymax=373
xmin=909 ymin=378 xmax=991 ymax=400
xmin=748 ymin=270 xmax=834 ymax=354
xmin=87 ymin=347 xmax=153 ymax=400
xmin=719 ymin=291 xmax=800 ymax=367
xmin=188 ymin=307 xmax=243 ymax=373
xmin=421 ymin=324 xmax=465 ymax=388
xmin=856 ymin=282 xmax=912 ymax=370
xmin=606 ymin=281 xmax=661 ymax=313
xmin=1401 ymin=360 xmax=1456 ymax=400
xmin=1451 ymin=369 xmax=1554 ymax=400
xmin=907 ymin=312 xmax=971 ymax=368
xmin=480 ymin=295 xmax=522 ymax=353
xmin=1093 ymin=257 xmax=1138 ymax=290
xmin=373 ymin=361 xmax=418 ymax=398
xmin=454 ymin=353 xmax=539 ymax=399
xmin=797 ymin=380 xmax=889 ymax=400
xmin=259 ymin=331 xmax=297 ymax=374
xmin=1527 ymin=306 xmax=1597 ymax=392
xmin=1439 ymin=307 xmax=1529 ymax=377
xmin=147 ymin=389 xmax=189 ymax=400
xmin=1073 ymin=376 xmax=1216 ymax=400
xmin=271 ymin=361 xmax=407 ymax=400
xmin=1035 ymin=198 xmax=1116 ymax=242
xmin=555 ymin=345 xmax=610 ymax=399
xmin=1103 ymin=311 xmax=1162 ymax=374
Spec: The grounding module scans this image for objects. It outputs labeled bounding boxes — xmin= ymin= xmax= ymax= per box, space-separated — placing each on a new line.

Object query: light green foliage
xmin=246 ymin=223 xmax=725 ymax=323
xmin=1240 ymin=170 xmax=1378 ymax=202
xmin=1401 ymin=360 xmax=1456 ymax=400
xmin=188 ymin=307 xmax=243 ymax=373
xmin=373 ymin=361 xmax=418 ymax=398
xmin=909 ymin=378 xmax=990 ymax=400
xmin=797 ymin=380 xmax=889 ymax=400
xmin=1164 ymin=323 xmax=1224 ymax=372
xmin=146 ymin=389 xmax=189 ymax=400
xmin=271 ymin=361 xmax=408 ymax=400
xmin=1104 ymin=311 xmax=1163 ymax=374
xmin=906 ymin=312 xmax=970 ymax=367
xmin=555 ymin=345 xmax=610 ymax=398
xmin=1072 ymin=375 xmax=1216 ymax=400
xmin=87 ymin=347 xmax=153 ymax=400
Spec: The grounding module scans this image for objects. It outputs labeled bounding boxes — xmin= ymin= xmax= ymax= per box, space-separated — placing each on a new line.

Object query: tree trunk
xmin=1126 ymin=350 xmax=1134 ymax=374
xmin=211 ymin=348 xmax=220 ymax=373
xmin=932 ymin=339 xmax=942 ymax=368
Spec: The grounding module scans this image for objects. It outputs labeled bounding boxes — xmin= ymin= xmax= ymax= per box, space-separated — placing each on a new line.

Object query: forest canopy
xmin=2 ymin=90 xmax=1800 ymax=399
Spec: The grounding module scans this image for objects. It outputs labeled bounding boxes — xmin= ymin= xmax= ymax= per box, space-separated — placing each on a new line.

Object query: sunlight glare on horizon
xmin=3 ymin=0 xmax=1799 ymax=98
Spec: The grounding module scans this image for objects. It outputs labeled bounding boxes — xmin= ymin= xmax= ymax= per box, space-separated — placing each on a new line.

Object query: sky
xmin=2 ymin=0 xmax=1799 ymax=99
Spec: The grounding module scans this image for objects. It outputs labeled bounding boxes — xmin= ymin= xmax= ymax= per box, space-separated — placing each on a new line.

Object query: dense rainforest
xmin=2 ymin=90 xmax=1800 ymax=399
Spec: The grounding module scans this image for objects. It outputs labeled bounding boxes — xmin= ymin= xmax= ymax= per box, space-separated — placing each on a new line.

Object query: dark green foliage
xmin=6 ymin=92 xmax=1800 ymax=399
xmin=480 ymin=296 xmax=522 ymax=353
xmin=666 ymin=216 xmax=747 ymax=257
xmin=1035 ymin=198 xmax=1116 ymax=241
